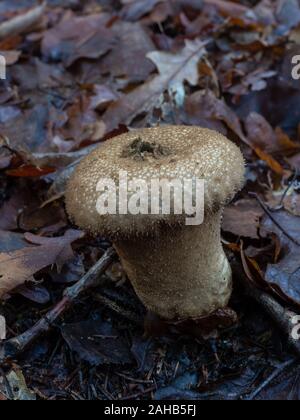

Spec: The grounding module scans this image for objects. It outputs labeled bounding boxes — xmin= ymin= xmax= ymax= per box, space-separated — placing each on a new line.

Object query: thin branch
xmin=0 ymin=248 xmax=116 ymax=361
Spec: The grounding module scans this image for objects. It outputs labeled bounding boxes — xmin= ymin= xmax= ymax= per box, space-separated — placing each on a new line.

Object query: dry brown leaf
xmin=223 ymin=199 xmax=264 ymax=239
xmin=262 ymin=211 xmax=300 ymax=307
xmin=245 ymin=113 xmax=300 ymax=154
xmin=184 ymin=90 xmax=250 ymax=146
xmin=98 ymin=21 xmax=156 ymax=84
xmin=0 ymin=230 xmax=83 ymax=299
xmin=0 ymin=2 xmax=46 ymax=41
xmin=41 ymin=13 xmax=115 ymax=66
xmin=245 ymin=112 xmax=277 ymax=152
xmin=120 ymin=0 xmax=161 ymax=21
xmin=204 ymin=0 xmax=250 ymax=17
xmin=0 ymin=50 xmax=21 ymax=65
xmin=102 ymin=39 xmax=207 ymax=132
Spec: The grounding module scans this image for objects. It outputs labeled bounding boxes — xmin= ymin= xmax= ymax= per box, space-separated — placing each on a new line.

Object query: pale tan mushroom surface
xmin=66 ymin=126 xmax=245 ymax=320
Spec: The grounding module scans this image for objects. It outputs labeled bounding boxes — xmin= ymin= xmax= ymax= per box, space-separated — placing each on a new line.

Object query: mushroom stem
xmin=114 ymin=210 xmax=232 ymax=320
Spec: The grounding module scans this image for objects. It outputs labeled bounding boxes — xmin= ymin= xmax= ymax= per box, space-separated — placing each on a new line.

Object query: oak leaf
xmin=0 ymin=230 xmax=83 ymax=299
xmin=103 ymin=39 xmax=207 ymax=132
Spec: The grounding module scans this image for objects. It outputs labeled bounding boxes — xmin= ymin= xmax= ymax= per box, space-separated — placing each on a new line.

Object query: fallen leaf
xmin=276 ymin=0 xmax=300 ymax=33
xmin=287 ymin=153 xmax=300 ymax=170
xmin=0 ymin=2 xmax=46 ymax=41
xmin=120 ymin=0 xmax=161 ymax=21
xmin=121 ymin=0 xmax=203 ymax=22
xmin=0 ymin=105 xmax=21 ymax=124
xmin=0 ymin=153 xmax=12 ymax=169
xmin=0 ymin=231 xmax=28 ymax=252
xmin=61 ymin=318 xmax=133 ymax=366
xmin=223 ymin=199 xmax=264 ymax=239
xmin=99 ymin=20 xmax=156 ymax=84
xmin=102 ymin=39 xmax=207 ymax=132
xmin=0 ymin=104 xmax=50 ymax=152
xmin=184 ymin=90 xmax=250 ymax=145
xmin=11 ymin=58 xmax=70 ymax=91
xmin=262 ymin=211 xmax=300 ymax=306
xmin=245 ymin=113 xmax=300 ymax=154
xmin=0 ymin=188 xmax=29 ymax=230
xmin=0 ymin=230 xmax=83 ymax=299
xmin=89 ymin=85 xmax=119 ymax=112
xmin=255 ymin=364 xmax=300 ymax=400
xmin=204 ymin=0 xmax=251 ymax=18
xmin=41 ymin=13 xmax=115 ymax=66
xmin=16 ymin=284 xmax=51 ymax=304
xmin=283 ymin=193 xmax=300 ymax=217
xmin=5 ymin=370 xmax=36 ymax=401
xmin=131 ymin=336 xmax=155 ymax=373
xmin=0 ymin=49 xmax=21 ymax=65
xmin=154 ymin=372 xmax=198 ymax=400
xmin=245 ymin=112 xmax=277 ymax=152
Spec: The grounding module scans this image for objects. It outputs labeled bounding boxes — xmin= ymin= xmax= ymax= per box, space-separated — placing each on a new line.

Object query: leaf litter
xmin=0 ymin=0 xmax=300 ymax=400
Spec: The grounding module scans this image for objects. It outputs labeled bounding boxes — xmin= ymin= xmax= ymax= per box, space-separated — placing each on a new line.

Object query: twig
xmin=249 ymin=192 xmax=300 ymax=246
xmin=0 ymin=2 xmax=47 ymax=40
xmin=246 ymin=359 xmax=296 ymax=400
xmin=233 ymin=262 xmax=300 ymax=357
xmin=0 ymin=248 xmax=116 ymax=361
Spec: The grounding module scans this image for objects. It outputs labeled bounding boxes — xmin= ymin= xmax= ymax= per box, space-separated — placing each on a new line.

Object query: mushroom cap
xmin=66 ymin=126 xmax=245 ymax=238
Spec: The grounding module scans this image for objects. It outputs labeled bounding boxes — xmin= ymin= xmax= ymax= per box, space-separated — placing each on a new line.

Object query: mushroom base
xmin=114 ymin=211 xmax=232 ymax=320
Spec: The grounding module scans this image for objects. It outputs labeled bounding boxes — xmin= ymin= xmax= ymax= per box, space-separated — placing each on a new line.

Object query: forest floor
xmin=0 ymin=0 xmax=300 ymax=400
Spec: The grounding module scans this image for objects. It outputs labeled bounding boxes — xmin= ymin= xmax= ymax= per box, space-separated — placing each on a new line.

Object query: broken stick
xmin=0 ymin=248 xmax=116 ymax=361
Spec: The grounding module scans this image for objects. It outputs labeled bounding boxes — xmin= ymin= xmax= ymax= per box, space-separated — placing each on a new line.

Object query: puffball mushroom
xmin=66 ymin=126 xmax=245 ymax=321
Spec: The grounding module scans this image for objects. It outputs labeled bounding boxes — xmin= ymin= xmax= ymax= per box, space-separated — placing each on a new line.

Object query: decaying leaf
xmin=1 ymin=0 xmax=300 ymax=401
xmin=223 ymin=199 xmax=264 ymax=239
xmin=0 ymin=230 xmax=83 ymax=299
xmin=262 ymin=211 xmax=300 ymax=306
xmin=120 ymin=0 xmax=162 ymax=21
xmin=184 ymin=90 xmax=250 ymax=145
xmin=61 ymin=318 xmax=133 ymax=366
xmin=102 ymin=39 xmax=207 ymax=132
xmin=98 ymin=21 xmax=156 ymax=84
xmin=41 ymin=13 xmax=115 ymax=66
xmin=5 ymin=370 xmax=36 ymax=401
xmin=245 ymin=113 xmax=300 ymax=154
